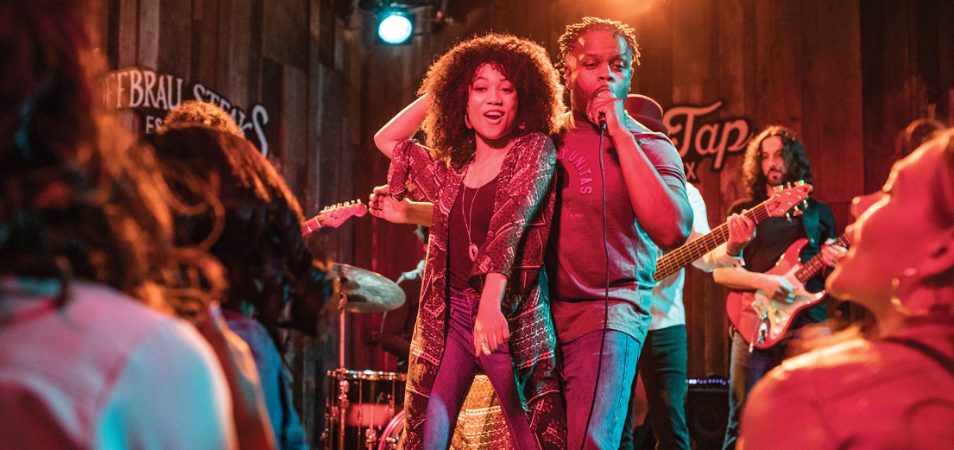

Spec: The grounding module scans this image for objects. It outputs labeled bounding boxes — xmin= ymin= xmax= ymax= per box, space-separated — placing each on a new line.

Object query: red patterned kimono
xmin=388 ymin=132 xmax=565 ymax=449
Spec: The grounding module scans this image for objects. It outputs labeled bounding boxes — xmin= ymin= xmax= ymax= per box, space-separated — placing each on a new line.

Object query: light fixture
xmin=376 ymin=9 xmax=414 ymax=45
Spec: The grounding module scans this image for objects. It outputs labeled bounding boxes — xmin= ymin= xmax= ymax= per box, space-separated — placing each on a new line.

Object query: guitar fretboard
xmin=793 ymin=234 xmax=852 ymax=282
xmin=653 ymin=204 xmax=772 ymax=281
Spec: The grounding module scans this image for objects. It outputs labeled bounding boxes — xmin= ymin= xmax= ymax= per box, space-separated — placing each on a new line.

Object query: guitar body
xmin=726 ymin=238 xmax=825 ymax=349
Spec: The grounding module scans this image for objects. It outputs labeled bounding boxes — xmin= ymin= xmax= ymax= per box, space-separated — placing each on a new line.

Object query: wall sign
xmin=663 ymin=100 xmax=752 ymax=181
xmin=101 ymin=67 xmax=272 ymax=155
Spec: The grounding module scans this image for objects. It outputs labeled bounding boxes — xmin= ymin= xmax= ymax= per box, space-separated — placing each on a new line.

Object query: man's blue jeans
xmin=723 ymin=328 xmax=787 ymax=450
xmin=561 ymin=329 xmax=644 ymax=450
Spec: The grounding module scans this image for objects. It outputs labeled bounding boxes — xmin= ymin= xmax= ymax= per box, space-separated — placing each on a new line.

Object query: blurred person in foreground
xmin=740 ymin=129 xmax=954 ymax=449
xmin=0 ymin=1 xmax=272 ymax=448
xmin=152 ymin=100 xmax=331 ymax=449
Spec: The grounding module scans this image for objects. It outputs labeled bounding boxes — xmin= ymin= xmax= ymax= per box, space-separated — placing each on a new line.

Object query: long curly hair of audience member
xmin=0 ymin=0 xmax=224 ymax=316
xmin=163 ymin=100 xmax=245 ymax=138
xmin=742 ymin=125 xmax=813 ymax=200
xmin=419 ymin=33 xmax=564 ymax=168
xmin=148 ymin=125 xmax=329 ymax=337
xmin=556 ymin=16 xmax=642 ymax=76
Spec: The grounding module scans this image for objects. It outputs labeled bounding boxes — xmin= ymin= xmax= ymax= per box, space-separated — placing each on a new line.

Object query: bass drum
xmin=376 ymin=374 xmax=514 ymax=450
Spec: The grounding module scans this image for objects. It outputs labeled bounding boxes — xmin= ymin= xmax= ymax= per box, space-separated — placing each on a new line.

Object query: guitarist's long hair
xmin=742 ymin=126 xmax=813 ymax=201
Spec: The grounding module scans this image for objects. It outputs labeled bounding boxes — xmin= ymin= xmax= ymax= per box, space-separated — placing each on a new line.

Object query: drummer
xmin=371 ymin=34 xmax=566 ymax=449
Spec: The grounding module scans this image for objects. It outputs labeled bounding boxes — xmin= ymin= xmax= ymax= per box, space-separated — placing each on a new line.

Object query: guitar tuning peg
xmin=795 ymin=180 xmax=805 ymax=186
xmin=802 ymin=199 xmax=808 ymax=209
xmin=773 ymin=185 xmax=782 ymax=192
xmin=785 ymin=212 xmax=792 ymax=221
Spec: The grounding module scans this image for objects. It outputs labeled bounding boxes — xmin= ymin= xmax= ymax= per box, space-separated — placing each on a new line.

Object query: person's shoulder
xmin=685 ymin=182 xmax=702 ymax=198
xmin=808 ymin=197 xmax=835 ymax=216
xmin=516 ymin=131 xmax=553 ymax=147
xmin=513 ymin=132 xmax=556 ymax=161
xmin=70 ymin=282 xmax=179 ymax=330
xmin=624 ymin=113 xmax=664 ymax=137
xmin=750 ymin=339 xmax=871 ymax=411
xmin=778 ymin=337 xmax=873 ymax=374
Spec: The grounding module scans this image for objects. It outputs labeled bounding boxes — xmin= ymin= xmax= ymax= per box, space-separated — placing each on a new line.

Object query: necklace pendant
xmin=468 ymin=243 xmax=479 ymax=262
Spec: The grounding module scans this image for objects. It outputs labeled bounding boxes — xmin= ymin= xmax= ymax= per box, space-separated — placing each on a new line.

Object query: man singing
xmin=548 ymin=17 xmax=692 ymax=449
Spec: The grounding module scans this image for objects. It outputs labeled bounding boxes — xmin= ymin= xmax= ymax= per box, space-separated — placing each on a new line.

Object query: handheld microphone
xmin=590 ymin=87 xmax=614 ymax=131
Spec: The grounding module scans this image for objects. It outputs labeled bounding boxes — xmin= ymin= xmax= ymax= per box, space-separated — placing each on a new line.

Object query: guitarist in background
xmin=712 ymin=125 xmax=840 ymax=449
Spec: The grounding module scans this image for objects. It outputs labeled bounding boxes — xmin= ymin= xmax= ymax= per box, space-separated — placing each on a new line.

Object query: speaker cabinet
xmin=686 ymin=377 xmax=729 ymax=450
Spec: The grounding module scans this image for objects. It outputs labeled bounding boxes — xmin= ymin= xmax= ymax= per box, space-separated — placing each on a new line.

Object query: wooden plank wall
xmin=344 ymin=0 xmax=954 ymax=384
xmin=100 ymin=0 xmax=952 ymax=444
xmin=346 ymin=0 xmax=952 ymax=380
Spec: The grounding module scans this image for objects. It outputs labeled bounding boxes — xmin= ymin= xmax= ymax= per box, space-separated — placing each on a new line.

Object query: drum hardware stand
xmin=336 ymin=276 xmax=348 ymax=450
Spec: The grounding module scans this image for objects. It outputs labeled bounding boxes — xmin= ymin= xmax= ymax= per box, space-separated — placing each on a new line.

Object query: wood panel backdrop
xmin=98 ymin=0 xmax=953 ymax=444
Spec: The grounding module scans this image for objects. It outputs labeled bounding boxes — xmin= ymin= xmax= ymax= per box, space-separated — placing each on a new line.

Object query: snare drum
xmin=325 ymin=369 xmax=406 ymax=450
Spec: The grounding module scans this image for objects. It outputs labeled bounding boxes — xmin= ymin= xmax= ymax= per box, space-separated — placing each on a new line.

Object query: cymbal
xmin=332 ymin=263 xmax=406 ymax=313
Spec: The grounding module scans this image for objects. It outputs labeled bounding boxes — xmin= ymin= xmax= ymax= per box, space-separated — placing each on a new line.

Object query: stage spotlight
xmin=377 ymin=10 xmax=414 ymax=45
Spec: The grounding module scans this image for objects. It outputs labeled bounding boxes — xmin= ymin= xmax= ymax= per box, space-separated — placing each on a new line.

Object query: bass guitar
xmin=654 ymin=182 xmax=813 ymax=281
xmin=727 ymin=233 xmax=851 ymax=349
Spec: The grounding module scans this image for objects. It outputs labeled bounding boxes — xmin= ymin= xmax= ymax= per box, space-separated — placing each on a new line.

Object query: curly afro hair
xmin=418 ymin=33 xmax=564 ymax=168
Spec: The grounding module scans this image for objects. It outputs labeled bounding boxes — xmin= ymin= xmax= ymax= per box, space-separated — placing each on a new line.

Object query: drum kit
xmin=322 ymin=263 xmax=511 ymax=450
xmin=324 ymin=263 xmax=407 ymax=450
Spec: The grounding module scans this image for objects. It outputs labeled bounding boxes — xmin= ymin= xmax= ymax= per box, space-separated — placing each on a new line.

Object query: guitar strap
xmin=800 ymin=198 xmax=821 ymax=250
xmin=882 ymin=336 xmax=954 ymax=377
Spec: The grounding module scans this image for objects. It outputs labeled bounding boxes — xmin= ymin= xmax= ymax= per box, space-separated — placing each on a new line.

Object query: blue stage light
xmin=377 ymin=11 xmax=414 ymax=45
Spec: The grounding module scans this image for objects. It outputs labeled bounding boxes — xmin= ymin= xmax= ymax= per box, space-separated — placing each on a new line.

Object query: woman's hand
xmin=473 ymin=301 xmax=510 ymax=356
xmin=472 ymin=273 xmax=510 ymax=356
xmin=368 ymin=184 xmax=434 ymax=226
xmin=368 ymin=185 xmax=409 ymax=223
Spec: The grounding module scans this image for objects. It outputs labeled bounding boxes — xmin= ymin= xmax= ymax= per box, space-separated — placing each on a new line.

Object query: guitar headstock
xmin=317 ymin=200 xmax=368 ymax=229
xmin=766 ymin=181 xmax=812 ymax=218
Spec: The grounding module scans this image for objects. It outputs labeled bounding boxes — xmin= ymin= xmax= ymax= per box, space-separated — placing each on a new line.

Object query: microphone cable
xmin=579 ymin=115 xmax=612 ymax=450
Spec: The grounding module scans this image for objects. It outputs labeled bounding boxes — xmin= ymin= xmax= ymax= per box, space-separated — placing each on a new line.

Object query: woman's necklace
xmin=461 ymin=145 xmax=509 ymax=262
xmin=461 ymin=164 xmax=483 ymax=262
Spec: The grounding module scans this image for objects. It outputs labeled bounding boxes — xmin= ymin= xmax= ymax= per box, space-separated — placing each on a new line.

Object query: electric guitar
xmin=727 ymin=233 xmax=851 ymax=349
xmin=653 ymin=183 xmax=813 ymax=282
xmin=301 ymin=199 xmax=367 ymax=235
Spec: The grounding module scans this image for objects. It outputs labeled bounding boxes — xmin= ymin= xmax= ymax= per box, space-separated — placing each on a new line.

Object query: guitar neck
xmin=301 ymin=215 xmax=324 ymax=235
xmin=792 ymin=233 xmax=851 ymax=283
xmin=654 ymin=203 xmax=772 ymax=281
